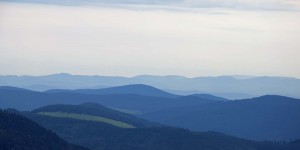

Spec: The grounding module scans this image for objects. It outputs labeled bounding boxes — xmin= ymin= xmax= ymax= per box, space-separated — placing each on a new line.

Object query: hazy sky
xmin=0 ymin=1 xmax=300 ymax=77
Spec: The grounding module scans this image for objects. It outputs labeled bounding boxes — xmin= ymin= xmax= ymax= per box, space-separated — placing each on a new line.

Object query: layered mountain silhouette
xmin=1 ymin=73 xmax=300 ymax=99
xmin=1 ymin=85 xmax=300 ymax=141
xmin=0 ymin=86 xmax=218 ymax=112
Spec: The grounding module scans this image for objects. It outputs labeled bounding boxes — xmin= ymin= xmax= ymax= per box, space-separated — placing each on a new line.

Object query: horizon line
xmin=0 ymin=73 xmax=299 ymax=80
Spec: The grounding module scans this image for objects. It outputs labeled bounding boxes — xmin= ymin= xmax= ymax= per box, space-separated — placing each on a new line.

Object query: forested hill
xmin=140 ymin=95 xmax=300 ymax=140
xmin=33 ymin=103 xmax=160 ymax=127
xmin=24 ymin=104 xmax=300 ymax=150
xmin=0 ymin=110 xmax=89 ymax=150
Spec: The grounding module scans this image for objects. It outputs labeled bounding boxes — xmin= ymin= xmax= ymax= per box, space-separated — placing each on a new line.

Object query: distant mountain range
xmin=0 ymin=85 xmax=221 ymax=112
xmin=1 ymin=73 xmax=300 ymax=99
xmin=46 ymin=84 xmax=177 ymax=98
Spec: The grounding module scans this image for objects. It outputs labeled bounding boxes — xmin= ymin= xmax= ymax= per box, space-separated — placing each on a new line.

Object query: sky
xmin=0 ymin=0 xmax=300 ymax=77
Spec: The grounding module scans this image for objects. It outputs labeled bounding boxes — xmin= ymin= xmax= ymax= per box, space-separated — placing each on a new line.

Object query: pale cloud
xmin=180 ymin=0 xmax=300 ymax=10
xmin=2 ymin=0 xmax=300 ymax=11
xmin=0 ymin=2 xmax=300 ymax=77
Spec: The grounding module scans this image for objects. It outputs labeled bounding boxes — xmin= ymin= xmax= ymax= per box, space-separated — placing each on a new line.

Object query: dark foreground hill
xmin=0 ymin=110 xmax=88 ymax=150
xmin=23 ymin=104 xmax=300 ymax=150
xmin=141 ymin=95 xmax=300 ymax=141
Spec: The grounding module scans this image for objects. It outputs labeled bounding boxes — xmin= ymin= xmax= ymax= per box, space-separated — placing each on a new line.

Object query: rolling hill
xmin=190 ymin=94 xmax=229 ymax=101
xmin=46 ymin=84 xmax=177 ymax=98
xmin=23 ymin=104 xmax=300 ymax=150
xmin=141 ymin=95 xmax=300 ymax=140
xmin=33 ymin=103 xmax=159 ymax=128
xmin=0 ymin=109 xmax=88 ymax=150
xmin=0 ymin=86 xmax=217 ymax=112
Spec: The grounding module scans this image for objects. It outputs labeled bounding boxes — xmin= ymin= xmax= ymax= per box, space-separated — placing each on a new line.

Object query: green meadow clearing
xmin=38 ymin=111 xmax=135 ymax=128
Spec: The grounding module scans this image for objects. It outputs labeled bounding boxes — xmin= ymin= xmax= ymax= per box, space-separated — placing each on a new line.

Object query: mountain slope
xmin=46 ymin=84 xmax=177 ymax=98
xmin=0 ymin=86 xmax=31 ymax=92
xmin=23 ymin=105 xmax=300 ymax=150
xmin=38 ymin=112 xmax=136 ymax=128
xmin=0 ymin=110 xmax=88 ymax=150
xmin=141 ymin=95 xmax=300 ymax=140
xmin=33 ymin=103 xmax=159 ymax=127
xmin=191 ymin=94 xmax=229 ymax=101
